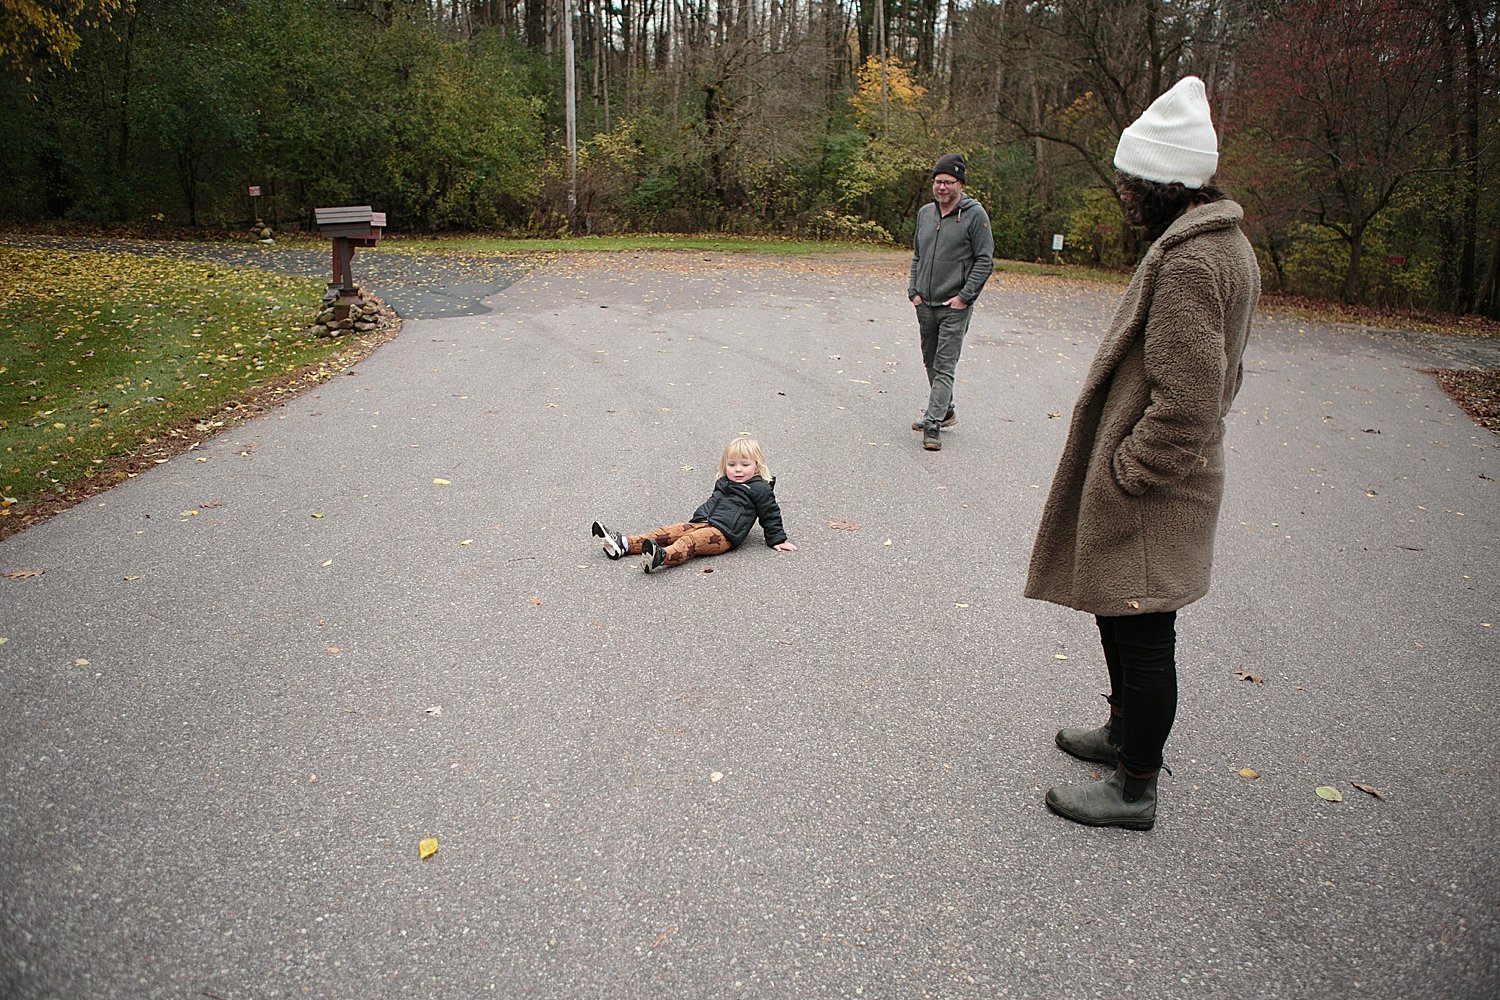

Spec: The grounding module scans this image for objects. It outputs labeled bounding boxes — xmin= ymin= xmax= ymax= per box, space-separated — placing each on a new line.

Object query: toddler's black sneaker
xmin=592 ymin=521 xmax=627 ymax=559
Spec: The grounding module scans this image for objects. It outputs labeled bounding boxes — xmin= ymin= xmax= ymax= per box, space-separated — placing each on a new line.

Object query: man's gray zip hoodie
xmin=907 ymin=194 xmax=995 ymax=305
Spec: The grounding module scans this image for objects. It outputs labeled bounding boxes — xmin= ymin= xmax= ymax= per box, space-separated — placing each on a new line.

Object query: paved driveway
xmin=1 ymin=249 xmax=1496 ymax=999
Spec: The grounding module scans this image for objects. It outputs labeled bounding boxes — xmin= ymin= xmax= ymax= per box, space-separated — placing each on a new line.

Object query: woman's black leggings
xmin=1096 ymin=611 xmax=1178 ymax=776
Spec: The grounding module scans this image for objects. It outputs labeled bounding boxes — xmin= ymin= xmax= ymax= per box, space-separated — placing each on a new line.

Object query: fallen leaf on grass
xmin=1352 ymin=782 xmax=1388 ymax=801
xmin=1236 ymin=670 xmax=1264 ymax=684
xmin=1239 ymin=767 xmax=1260 ymax=779
xmin=829 ymin=520 xmax=860 ymax=531
xmin=1 ymin=568 xmax=45 ymax=579
xmin=419 ymin=837 xmax=439 ymax=859
xmin=1315 ymin=786 xmax=1343 ymax=802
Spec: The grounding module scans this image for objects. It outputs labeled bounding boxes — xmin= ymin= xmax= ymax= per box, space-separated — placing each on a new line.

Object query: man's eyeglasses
xmin=932 ymin=179 xmax=959 ymax=187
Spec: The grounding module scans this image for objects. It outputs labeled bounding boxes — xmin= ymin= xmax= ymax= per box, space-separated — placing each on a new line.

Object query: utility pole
xmin=564 ymin=0 xmax=578 ymax=232
xmin=876 ymin=0 xmax=887 ymax=133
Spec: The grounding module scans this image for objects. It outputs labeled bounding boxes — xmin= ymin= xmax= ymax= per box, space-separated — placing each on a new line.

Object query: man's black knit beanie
xmin=932 ymin=153 xmax=966 ymax=184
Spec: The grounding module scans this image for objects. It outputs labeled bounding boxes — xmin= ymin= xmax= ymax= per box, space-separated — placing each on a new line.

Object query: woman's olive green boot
xmin=1055 ymin=710 xmax=1120 ymax=764
xmin=1044 ymin=768 xmax=1157 ymax=830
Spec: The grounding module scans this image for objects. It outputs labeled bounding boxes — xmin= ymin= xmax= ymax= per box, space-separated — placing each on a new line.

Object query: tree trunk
xmin=1342 ymin=230 xmax=1364 ymax=305
xmin=1455 ymin=0 xmax=1481 ymax=313
xmin=1478 ymin=221 xmax=1500 ymax=319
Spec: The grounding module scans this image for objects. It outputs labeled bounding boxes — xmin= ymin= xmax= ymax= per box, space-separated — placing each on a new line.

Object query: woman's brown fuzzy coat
xmin=1025 ymin=200 xmax=1260 ymax=615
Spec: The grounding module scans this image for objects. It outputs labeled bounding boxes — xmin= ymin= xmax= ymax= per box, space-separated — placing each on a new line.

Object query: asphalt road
xmin=1 ymin=248 xmax=1496 ymax=999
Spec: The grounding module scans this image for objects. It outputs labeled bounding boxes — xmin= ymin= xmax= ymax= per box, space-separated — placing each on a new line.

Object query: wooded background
xmin=2 ymin=0 xmax=1496 ymax=315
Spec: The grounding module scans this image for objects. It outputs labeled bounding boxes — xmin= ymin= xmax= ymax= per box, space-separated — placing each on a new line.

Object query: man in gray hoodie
xmin=907 ymin=152 xmax=995 ymax=451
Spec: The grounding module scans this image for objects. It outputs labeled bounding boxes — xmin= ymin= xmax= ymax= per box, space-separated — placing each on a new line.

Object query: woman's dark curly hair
xmin=1115 ymin=170 xmax=1227 ymax=241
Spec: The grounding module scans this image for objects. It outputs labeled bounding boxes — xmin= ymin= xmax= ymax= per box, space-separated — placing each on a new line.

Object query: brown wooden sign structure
xmin=314 ymin=205 xmax=386 ymax=318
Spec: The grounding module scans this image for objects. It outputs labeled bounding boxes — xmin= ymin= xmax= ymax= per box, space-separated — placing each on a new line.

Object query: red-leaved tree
xmin=1232 ymin=0 xmax=1449 ymax=303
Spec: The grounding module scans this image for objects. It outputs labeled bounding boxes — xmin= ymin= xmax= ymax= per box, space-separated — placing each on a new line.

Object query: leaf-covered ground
xmin=0 ymin=247 xmax=397 ymax=536
xmin=1427 ymin=368 xmax=1500 ymax=432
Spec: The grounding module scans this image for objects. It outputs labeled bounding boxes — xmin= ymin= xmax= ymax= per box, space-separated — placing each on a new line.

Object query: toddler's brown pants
xmin=627 ymin=522 xmax=731 ymax=568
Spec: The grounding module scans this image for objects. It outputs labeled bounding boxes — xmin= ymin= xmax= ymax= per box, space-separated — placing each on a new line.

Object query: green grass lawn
xmin=0 ymin=247 xmax=347 ymax=516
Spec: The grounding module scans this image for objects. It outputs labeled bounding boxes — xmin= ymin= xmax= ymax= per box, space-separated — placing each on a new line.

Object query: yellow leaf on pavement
xmin=1239 ymin=768 xmax=1260 ymax=779
xmin=419 ymin=837 xmax=439 ymax=859
xmin=432 ymin=478 xmax=451 ymax=485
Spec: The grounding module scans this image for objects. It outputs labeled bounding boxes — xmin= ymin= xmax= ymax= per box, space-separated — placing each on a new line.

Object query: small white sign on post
xmin=248 ymin=185 xmax=262 ymax=197
xmin=1052 ymin=234 xmax=1065 ymax=252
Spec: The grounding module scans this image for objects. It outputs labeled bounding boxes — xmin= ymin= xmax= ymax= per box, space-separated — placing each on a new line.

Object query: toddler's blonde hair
xmin=720 ymin=436 xmax=771 ymax=480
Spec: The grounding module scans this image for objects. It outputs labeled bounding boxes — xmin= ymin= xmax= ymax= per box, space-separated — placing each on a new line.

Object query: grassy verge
xmin=0 ymin=247 xmax=381 ymax=530
xmin=386 ymin=234 xmax=1130 ymax=280
xmin=385 ymin=233 xmax=882 ymax=256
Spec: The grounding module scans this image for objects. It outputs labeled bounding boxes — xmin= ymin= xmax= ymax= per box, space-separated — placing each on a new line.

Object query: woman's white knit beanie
xmin=1113 ymin=76 xmax=1218 ymax=188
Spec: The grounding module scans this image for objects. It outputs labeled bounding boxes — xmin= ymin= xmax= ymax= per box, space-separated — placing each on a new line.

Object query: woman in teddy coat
xmin=1026 ymin=77 xmax=1261 ymax=830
